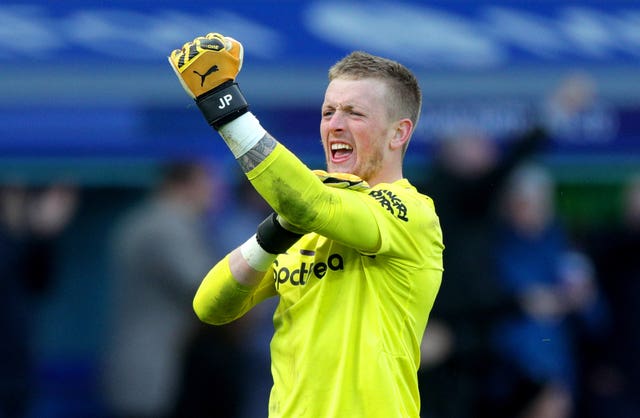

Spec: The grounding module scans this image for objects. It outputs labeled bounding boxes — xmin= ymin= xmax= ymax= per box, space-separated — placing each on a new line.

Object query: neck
xmin=367 ymin=172 xmax=403 ymax=187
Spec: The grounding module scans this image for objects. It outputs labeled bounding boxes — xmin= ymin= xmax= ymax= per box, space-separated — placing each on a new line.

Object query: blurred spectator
xmin=488 ymin=164 xmax=604 ymax=418
xmin=416 ymin=125 xmax=545 ymax=418
xmin=101 ymin=161 xmax=241 ymax=418
xmin=542 ymin=71 xmax=617 ymax=144
xmin=0 ymin=184 xmax=78 ymax=418
xmin=578 ymin=173 xmax=640 ymax=418
xmin=544 ymin=72 xmax=597 ymax=128
xmin=173 ymin=177 xmax=274 ymax=418
xmin=216 ymin=179 xmax=275 ymax=418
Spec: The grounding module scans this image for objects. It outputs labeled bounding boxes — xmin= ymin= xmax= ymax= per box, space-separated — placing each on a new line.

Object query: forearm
xmin=243 ymin=140 xmax=326 ymax=228
xmin=169 ymin=34 xmax=379 ymax=249
xmin=218 ymin=113 xmax=326 ymax=227
xmin=246 ymin=142 xmax=380 ymax=251
xmin=193 ymin=253 xmax=265 ymax=325
xmin=194 ymin=212 xmax=304 ymax=323
xmin=220 ymin=114 xmax=379 ymax=249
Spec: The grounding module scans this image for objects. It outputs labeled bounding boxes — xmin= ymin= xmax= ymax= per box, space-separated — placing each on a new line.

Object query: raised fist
xmin=168 ymin=33 xmax=244 ymax=99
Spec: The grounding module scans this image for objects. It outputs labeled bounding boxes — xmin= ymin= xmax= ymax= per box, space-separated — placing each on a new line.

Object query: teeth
xmin=331 ymin=143 xmax=352 ymax=151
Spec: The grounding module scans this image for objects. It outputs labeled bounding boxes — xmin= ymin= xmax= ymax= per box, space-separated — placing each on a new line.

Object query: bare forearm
xmin=228 ymin=247 xmax=271 ymax=287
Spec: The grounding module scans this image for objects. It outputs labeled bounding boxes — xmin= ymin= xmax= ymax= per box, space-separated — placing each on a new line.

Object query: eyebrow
xmin=323 ymin=103 xmax=359 ymax=112
xmin=339 ymin=104 xmax=356 ymax=112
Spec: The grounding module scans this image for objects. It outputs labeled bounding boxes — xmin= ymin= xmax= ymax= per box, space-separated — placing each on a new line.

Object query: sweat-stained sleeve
xmin=245 ymin=143 xmax=383 ymax=254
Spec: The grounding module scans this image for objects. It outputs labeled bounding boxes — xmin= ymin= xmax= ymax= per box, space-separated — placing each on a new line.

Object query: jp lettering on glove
xmin=168 ymin=33 xmax=248 ymax=130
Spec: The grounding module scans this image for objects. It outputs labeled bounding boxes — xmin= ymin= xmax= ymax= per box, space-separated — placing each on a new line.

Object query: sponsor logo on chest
xmin=273 ymin=250 xmax=344 ymax=289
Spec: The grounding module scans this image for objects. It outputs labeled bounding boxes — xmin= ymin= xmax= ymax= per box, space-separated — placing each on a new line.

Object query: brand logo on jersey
xmin=369 ymin=189 xmax=409 ymax=221
xmin=273 ymin=253 xmax=344 ymax=288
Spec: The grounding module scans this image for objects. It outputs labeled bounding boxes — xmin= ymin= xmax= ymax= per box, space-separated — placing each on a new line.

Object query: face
xmin=320 ymin=78 xmax=397 ymax=182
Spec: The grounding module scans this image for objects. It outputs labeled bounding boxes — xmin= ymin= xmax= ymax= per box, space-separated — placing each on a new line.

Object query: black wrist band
xmin=256 ymin=213 xmax=304 ymax=255
xmin=196 ymin=81 xmax=249 ymax=130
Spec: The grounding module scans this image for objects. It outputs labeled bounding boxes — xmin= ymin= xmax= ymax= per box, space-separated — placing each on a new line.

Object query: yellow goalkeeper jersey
xmin=194 ymin=144 xmax=443 ymax=418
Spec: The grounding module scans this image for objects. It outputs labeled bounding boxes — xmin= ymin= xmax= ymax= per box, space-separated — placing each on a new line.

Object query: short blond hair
xmin=328 ymin=51 xmax=422 ymax=139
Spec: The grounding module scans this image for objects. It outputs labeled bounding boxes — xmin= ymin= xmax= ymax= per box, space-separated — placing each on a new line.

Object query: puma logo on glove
xmin=193 ymin=65 xmax=219 ymax=87
xmin=168 ymin=33 xmax=243 ymax=99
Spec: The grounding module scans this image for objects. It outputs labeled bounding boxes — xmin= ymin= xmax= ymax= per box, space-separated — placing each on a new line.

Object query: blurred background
xmin=1 ymin=1 xmax=638 ymax=417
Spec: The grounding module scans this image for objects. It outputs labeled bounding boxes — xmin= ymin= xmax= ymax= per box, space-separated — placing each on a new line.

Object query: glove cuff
xmin=196 ymin=81 xmax=249 ymax=130
xmin=256 ymin=213 xmax=304 ymax=255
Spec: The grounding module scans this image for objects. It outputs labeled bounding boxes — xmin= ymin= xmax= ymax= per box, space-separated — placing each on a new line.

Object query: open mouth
xmin=331 ymin=142 xmax=353 ymax=163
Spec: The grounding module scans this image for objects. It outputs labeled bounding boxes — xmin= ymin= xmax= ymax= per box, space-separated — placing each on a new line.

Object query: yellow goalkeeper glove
xmin=168 ymin=33 xmax=248 ymax=129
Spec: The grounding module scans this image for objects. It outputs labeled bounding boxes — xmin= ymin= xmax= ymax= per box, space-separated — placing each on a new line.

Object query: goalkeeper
xmin=169 ymin=33 xmax=444 ymax=418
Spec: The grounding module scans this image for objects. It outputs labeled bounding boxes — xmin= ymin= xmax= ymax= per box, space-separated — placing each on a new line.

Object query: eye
xmin=322 ymin=109 xmax=334 ymax=117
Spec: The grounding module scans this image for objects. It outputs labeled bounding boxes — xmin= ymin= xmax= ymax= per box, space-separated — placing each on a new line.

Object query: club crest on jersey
xmin=273 ymin=253 xmax=344 ymax=289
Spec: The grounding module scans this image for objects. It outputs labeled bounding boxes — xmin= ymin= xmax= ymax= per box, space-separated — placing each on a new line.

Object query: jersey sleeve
xmin=246 ymin=143 xmax=380 ymax=252
xmin=246 ymin=142 xmax=443 ymax=265
xmin=193 ymin=254 xmax=277 ymax=325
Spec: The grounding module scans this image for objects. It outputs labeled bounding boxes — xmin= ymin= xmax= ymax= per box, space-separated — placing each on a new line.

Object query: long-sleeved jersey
xmin=194 ymin=143 xmax=444 ymax=418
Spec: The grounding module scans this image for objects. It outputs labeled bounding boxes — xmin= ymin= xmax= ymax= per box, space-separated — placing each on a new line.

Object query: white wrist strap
xmin=218 ymin=112 xmax=267 ymax=158
xmin=240 ymin=234 xmax=277 ymax=272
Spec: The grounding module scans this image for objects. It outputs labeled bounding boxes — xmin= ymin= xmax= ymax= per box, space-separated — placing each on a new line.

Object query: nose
xmin=327 ymin=110 xmax=346 ymax=132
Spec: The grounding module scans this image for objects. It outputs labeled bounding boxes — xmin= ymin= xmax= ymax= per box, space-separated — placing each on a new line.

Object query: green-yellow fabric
xmin=194 ymin=142 xmax=444 ymax=417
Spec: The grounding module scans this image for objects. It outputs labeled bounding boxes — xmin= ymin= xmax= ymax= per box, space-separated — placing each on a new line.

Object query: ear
xmin=389 ymin=118 xmax=413 ymax=151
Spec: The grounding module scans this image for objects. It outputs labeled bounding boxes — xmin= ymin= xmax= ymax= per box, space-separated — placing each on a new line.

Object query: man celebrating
xmin=168 ymin=33 xmax=444 ymax=418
